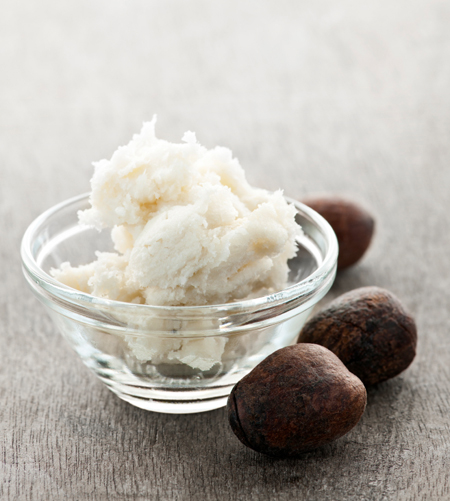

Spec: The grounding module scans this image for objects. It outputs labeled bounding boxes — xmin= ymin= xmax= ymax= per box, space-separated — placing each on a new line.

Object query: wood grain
xmin=2 ymin=0 xmax=450 ymax=499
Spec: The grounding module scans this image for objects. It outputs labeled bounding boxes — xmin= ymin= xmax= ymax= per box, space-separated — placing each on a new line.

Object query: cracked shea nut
xmin=298 ymin=287 xmax=417 ymax=385
xmin=302 ymin=196 xmax=375 ymax=269
xmin=227 ymin=344 xmax=367 ymax=457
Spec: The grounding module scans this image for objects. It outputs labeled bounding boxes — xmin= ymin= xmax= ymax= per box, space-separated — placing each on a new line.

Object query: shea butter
xmin=53 ymin=118 xmax=301 ymax=307
xmin=51 ymin=119 xmax=302 ymax=371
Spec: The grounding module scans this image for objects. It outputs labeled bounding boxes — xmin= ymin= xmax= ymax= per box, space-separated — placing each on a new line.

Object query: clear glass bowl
xmin=21 ymin=193 xmax=338 ymax=414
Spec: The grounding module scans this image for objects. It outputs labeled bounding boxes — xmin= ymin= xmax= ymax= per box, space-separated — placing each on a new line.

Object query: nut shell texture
xmin=227 ymin=344 xmax=367 ymax=457
xmin=298 ymin=287 xmax=417 ymax=385
xmin=302 ymin=196 xmax=374 ymax=269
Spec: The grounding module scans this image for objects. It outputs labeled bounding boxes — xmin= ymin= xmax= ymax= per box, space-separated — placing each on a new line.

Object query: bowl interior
xmin=28 ymin=194 xmax=336 ymax=303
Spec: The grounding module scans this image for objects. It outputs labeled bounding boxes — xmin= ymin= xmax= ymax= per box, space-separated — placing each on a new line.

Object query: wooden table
xmin=2 ymin=0 xmax=450 ymax=499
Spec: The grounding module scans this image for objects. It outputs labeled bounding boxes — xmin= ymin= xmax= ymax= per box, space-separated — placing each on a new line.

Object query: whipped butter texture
xmin=53 ymin=118 xmax=301 ymax=308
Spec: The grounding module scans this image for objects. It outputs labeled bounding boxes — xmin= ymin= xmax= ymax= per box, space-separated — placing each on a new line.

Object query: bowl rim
xmin=21 ymin=192 xmax=338 ymax=316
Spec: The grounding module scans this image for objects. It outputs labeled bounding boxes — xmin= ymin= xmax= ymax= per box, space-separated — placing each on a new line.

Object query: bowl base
xmin=100 ymin=377 xmax=231 ymax=414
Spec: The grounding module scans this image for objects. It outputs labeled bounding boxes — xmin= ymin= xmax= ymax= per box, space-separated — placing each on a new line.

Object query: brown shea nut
xmin=227 ymin=344 xmax=367 ymax=458
xmin=302 ymin=196 xmax=375 ymax=270
xmin=298 ymin=287 xmax=417 ymax=386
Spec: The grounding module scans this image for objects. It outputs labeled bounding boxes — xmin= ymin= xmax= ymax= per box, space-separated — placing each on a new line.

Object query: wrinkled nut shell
xmin=302 ymin=196 xmax=375 ymax=270
xmin=298 ymin=287 xmax=417 ymax=386
xmin=227 ymin=344 xmax=367 ymax=458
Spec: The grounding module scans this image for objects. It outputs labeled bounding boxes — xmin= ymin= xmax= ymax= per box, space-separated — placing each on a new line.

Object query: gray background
xmin=2 ymin=0 xmax=450 ymax=499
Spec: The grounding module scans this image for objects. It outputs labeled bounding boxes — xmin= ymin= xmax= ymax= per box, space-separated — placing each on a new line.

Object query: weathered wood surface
xmin=2 ymin=0 xmax=450 ymax=499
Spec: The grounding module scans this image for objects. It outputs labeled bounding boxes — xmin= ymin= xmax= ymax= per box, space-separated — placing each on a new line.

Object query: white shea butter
xmin=52 ymin=118 xmax=302 ymax=370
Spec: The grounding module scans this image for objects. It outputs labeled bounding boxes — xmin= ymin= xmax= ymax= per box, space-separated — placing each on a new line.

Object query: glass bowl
xmin=21 ymin=193 xmax=338 ymax=414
